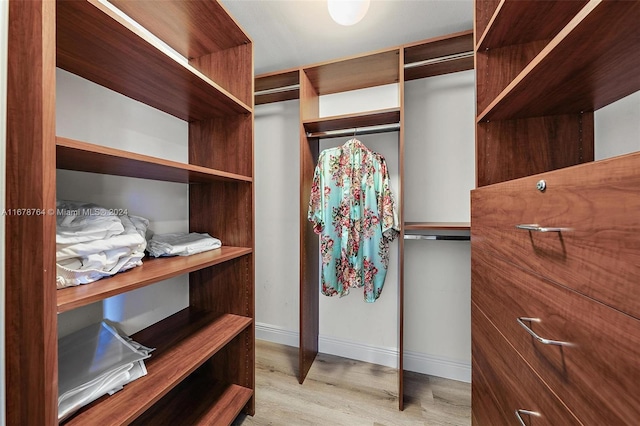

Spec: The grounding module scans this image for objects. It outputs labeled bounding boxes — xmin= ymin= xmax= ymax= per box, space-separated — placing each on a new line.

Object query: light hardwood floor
xmin=234 ymin=340 xmax=471 ymax=425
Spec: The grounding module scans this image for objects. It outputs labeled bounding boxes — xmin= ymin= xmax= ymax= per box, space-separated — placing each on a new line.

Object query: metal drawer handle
xmin=517 ymin=317 xmax=572 ymax=347
xmin=515 ymin=224 xmax=570 ymax=232
xmin=515 ymin=409 xmax=541 ymax=426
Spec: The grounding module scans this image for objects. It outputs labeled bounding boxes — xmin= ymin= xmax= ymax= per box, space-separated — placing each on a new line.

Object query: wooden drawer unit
xmin=471 ymin=152 xmax=640 ymax=319
xmin=472 ymin=304 xmax=581 ymax=426
xmin=471 ymin=359 xmax=511 ymax=426
xmin=473 ymin=251 xmax=640 ymax=424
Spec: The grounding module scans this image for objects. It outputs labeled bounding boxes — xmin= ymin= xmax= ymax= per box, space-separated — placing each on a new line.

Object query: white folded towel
xmin=147 ymin=232 xmax=222 ymax=257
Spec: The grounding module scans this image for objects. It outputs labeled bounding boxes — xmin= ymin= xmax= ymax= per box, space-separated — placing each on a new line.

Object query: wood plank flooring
xmin=234 ymin=340 xmax=471 ymax=425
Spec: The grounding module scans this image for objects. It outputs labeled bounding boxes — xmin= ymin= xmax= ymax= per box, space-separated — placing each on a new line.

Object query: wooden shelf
xmin=404 ymin=30 xmax=474 ymax=81
xmin=56 ymin=0 xmax=251 ymax=122
xmin=476 ymin=1 xmax=588 ymax=51
xmin=57 ymin=247 xmax=253 ymax=313
xmin=64 ymin=309 xmax=253 ymax=425
xmin=56 ymin=137 xmax=252 ymax=184
xmin=304 ymin=49 xmax=400 ymax=95
xmin=477 ymin=0 xmax=640 ymax=121
xmin=130 ymin=377 xmax=252 ymax=425
xmin=109 ymin=0 xmax=250 ymax=58
xmin=255 ymin=69 xmax=300 ymax=105
xmin=303 ymin=108 xmax=400 ymax=134
xmin=404 ymin=222 xmax=470 ymax=231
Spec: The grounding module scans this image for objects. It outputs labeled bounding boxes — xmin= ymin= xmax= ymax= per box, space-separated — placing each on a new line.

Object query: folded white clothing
xmin=56 ymin=250 xmax=144 ymax=288
xmin=147 ymin=232 xmax=222 ymax=257
xmin=56 ymin=200 xmax=124 ymax=244
xmin=57 ymin=215 xmax=149 ymax=261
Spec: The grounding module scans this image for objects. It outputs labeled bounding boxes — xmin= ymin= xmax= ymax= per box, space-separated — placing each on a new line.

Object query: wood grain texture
xmin=255 ymin=69 xmax=300 ymax=92
xmin=471 ymin=304 xmax=581 ymax=425
xmin=192 ymin=43 xmax=254 ymax=108
xmin=65 ymin=310 xmax=252 ymax=425
xmin=478 ymin=0 xmax=640 ymax=121
xmin=476 ymin=113 xmax=594 ymax=186
xmin=302 ymin=108 xmax=400 ymax=134
xmin=56 ymin=137 xmax=252 ymax=184
xmin=109 ymin=0 xmax=251 ymax=58
xmin=57 ymin=0 xmax=250 ymax=121
xmin=255 ymin=89 xmax=300 ymax=106
xmin=474 ymin=0 xmax=501 ymax=46
xmin=190 ymin=114 xmax=253 ymax=177
xmin=473 ymin=252 xmax=640 ymax=424
xmin=471 ymin=360 xmax=511 ymax=426
xmin=299 ymin=69 xmax=320 ymax=384
xmin=472 ymin=151 xmax=640 ymax=318
xmin=131 ymin=374 xmax=252 ymax=426
xmin=57 ymin=247 xmax=252 ymax=313
xmin=304 ymin=49 xmax=400 ymax=95
xmin=477 ymin=1 xmax=588 ymax=50
xmin=5 ymin=1 xmax=58 ymax=424
xmin=404 ymin=30 xmax=473 ymax=64
xmin=235 ymin=341 xmax=471 ymax=426
xmin=397 ymin=48 xmax=406 ymax=412
xmin=404 ymin=56 xmax=474 ymax=81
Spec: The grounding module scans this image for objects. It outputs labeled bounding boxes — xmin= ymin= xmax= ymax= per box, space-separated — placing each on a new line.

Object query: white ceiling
xmin=220 ymin=0 xmax=474 ymax=75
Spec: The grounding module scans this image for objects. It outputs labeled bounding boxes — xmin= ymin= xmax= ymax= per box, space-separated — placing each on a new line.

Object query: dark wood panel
xmin=476 ymin=39 xmax=548 ymax=114
xmin=130 ymin=373 xmax=252 ymax=426
xmin=109 ymin=0 xmax=250 ymax=57
xmin=477 ymin=1 xmax=588 ymax=50
xmin=476 ymin=113 xmax=593 ymax=186
xmin=57 ymin=247 xmax=252 ymax=313
xmin=56 ymin=0 xmax=250 ymax=122
xmin=471 ymin=360 xmax=511 ymax=426
xmin=472 ymin=304 xmax=581 ymax=425
xmin=5 ymin=1 xmax=58 ymax=424
xmin=256 ymin=89 xmax=300 ymax=106
xmin=479 ymin=0 xmax=640 ymax=120
xmin=474 ymin=0 xmax=501 ymax=47
xmin=404 ymin=222 xmax=470 ymax=231
xmin=192 ymin=43 xmax=253 ymax=108
xmin=472 ymin=151 xmax=640 ymax=318
xmin=190 ymin=114 xmax=253 ymax=177
xmin=65 ymin=310 xmax=252 ymax=425
xmin=473 ymin=252 xmax=640 ymax=424
xmin=56 ymin=137 xmax=252 ymax=183
xmin=255 ymin=69 xmax=300 ymax=92
xmin=303 ymin=108 xmax=400 ymax=133
xmin=299 ymin=70 xmax=320 ymax=384
xmin=304 ymin=49 xmax=400 ymax=95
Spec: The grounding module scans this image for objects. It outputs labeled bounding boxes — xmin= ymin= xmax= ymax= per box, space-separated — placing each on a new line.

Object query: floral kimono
xmin=308 ymin=138 xmax=400 ymax=302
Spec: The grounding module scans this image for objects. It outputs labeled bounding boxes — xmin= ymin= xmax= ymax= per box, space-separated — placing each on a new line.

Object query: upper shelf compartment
xmin=476 ymin=1 xmax=588 ymax=51
xmin=303 ymin=108 xmax=400 ymax=138
xmin=56 ymin=0 xmax=252 ymax=122
xmin=404 ymin=30 xmax=474 ymax=81
xmin=304 ymin=49 xmax=400 ymax=96
xmin=478 ymin=0 xmax=640 ymax=121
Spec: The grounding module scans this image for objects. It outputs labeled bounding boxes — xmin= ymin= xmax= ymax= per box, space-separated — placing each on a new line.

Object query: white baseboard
xmin=255 ymin=322 xmax=471 ymax=383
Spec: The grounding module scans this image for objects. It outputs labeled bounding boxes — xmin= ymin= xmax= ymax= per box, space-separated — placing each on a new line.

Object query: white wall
xmin=1 ymin=0 xmax=8 ymax=422
xmin=595 ymin=91 xmax=640 ymax=160
xmin=254 ymin=71 xmax=475 ymax=382
xmin=55 ymin=68 xmax=190 ymax=337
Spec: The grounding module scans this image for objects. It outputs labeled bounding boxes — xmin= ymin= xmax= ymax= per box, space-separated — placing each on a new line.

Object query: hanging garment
xmin=308 ymin=138 xmax=400 ymax=302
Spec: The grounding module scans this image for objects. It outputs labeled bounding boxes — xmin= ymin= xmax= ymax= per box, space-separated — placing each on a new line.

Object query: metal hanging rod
xmin=404 ymin=234 xmax=470 ymax=241
xmin=306 ymin=123 xmax=401 ymax=139
xmin=254 ymin=84 xmax=300 ymax=96
xmin=404 ymin=51 xmax=474 ymax=70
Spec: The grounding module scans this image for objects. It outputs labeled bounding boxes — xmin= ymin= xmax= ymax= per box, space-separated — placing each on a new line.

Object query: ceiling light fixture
xmin=328 ymin=0 xmax=370 ymax=26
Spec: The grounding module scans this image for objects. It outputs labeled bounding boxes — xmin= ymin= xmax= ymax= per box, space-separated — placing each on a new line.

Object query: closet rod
xmin=404 ymin=51 xmax=474 ymax=69
xmin=254 ymin=84 xmax=300 ymax=96
xmin=404 ymin=234 xmax=470 ymax=241
xmin=306 ymin=123 xmax=400 ymax=139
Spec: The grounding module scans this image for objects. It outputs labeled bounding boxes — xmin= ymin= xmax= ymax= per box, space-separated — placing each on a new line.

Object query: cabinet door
xmin=472 ymin=304 xmax=581 ymax=425
xmin=471 ymin=152 xmax=640 ymax=318
xmin=473 ymin=251 xmax=640 ymax=424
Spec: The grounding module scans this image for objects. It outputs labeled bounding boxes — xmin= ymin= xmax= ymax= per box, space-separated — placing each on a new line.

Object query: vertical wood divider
xmin=397 ymin=48 xmax=406 ymax=411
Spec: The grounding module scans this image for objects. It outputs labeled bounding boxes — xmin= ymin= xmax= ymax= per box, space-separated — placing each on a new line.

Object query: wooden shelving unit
xmin=472 ymin=0 xmax=640 ymax=424
xmin=6 ymin=0 xmax=254 ymax=424
xmin=255 ymin=30 xmax=474 ymax=411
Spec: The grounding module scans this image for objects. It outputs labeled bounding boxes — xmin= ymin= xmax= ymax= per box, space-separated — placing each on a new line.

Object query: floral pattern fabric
xmin=308 ymin=138 xmax=400 ymax=302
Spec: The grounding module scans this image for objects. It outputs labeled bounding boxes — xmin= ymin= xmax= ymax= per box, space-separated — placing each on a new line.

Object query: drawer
xmin=472 ymin=251 xmax=640 ymax=424
xmin=472 ymin=303 xmax=581 ymax=425
xmin=472 ymin=359 xmax=511 ymax=426
xmin=471 ymin=152 xmax=640 ymax=318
